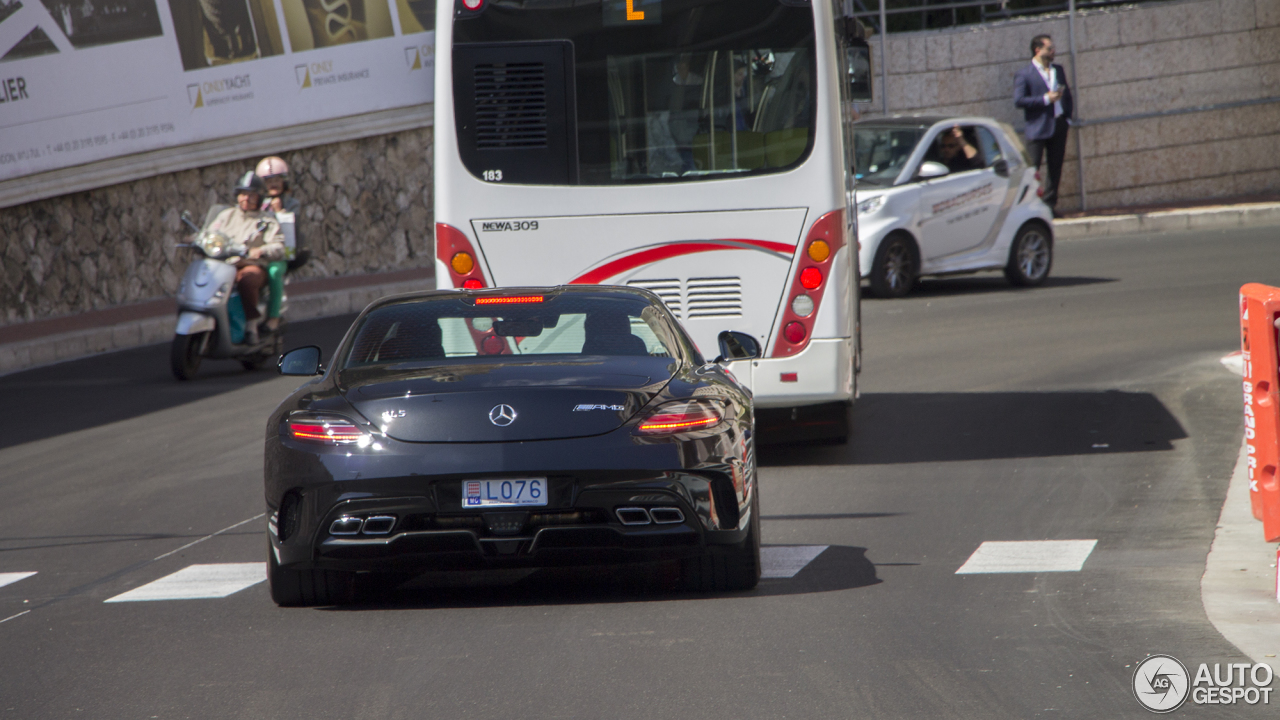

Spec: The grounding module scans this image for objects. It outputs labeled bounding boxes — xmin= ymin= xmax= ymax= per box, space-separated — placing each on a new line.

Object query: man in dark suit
xmin=1014 ymin=34 xmax=1074 ymax=215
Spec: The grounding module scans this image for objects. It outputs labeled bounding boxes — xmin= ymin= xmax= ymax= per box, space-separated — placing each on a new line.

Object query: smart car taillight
xmin=636 ymin=400 xmax=725 ymax=434
xmin=287 ymin=414 xmax=365 ymax=445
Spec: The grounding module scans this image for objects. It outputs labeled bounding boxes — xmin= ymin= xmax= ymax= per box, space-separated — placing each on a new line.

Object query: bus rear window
xmin=453 ymin=0 xmax=816 ymax=186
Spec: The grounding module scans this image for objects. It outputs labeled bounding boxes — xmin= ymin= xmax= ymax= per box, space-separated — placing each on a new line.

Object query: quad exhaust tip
xmin=648 ymin=507 xmax=685 ymax=524
xmin=615 ymin=507 xmax=685 ymax=526
xmin=329 ymin=515 xmax=397 ymax=536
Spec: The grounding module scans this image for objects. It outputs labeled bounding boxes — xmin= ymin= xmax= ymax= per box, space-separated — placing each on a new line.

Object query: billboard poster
xmin=0 ymin=0 xmax=436 ymax=183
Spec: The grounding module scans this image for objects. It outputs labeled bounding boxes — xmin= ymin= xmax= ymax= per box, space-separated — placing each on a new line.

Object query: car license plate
xmin=463 ymin=478 xmax=547 ymax=507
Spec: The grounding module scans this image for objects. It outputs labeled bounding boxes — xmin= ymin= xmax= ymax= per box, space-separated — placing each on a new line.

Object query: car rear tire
xmin=870 ymin=234 xmax=917 ymax=298
xmin=680 ymin=490 xmax=761 ymax=592
xmin=1004 ymin=222 xmax=1053 ymax=286
xmin=170 ymin=333 xmax=204 ymax=381
xmin=268 ymin=542 xmax=355 ymax=607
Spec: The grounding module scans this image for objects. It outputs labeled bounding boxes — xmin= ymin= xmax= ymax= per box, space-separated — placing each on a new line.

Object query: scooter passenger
xmin=255 ymin=156 xmax=302 ymax=335
xmin=208 ymin=172 xmax=285 ymax=345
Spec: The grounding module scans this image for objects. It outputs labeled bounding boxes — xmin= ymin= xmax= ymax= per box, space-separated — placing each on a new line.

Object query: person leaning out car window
xmin=937 ymin=126 xmax=984 ymax=174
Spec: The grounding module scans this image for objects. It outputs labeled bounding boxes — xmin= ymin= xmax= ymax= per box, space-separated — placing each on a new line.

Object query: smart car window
xmin=927 ymin=126 xmax=985 ymax=174
xmin=344 ymin=294 xmax=677 ymax=368
xmin=975 ymin=127 xmax=1003 ymax=167
xmin=853 ymin=126 xmax=927 ymax=187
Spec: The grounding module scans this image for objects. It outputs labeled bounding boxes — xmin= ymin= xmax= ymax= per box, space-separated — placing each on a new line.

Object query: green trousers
xmin=267 ymin=261 xmax=286 ymax=319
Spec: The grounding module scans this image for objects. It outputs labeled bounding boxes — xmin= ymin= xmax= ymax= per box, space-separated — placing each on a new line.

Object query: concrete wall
xmin=861 ymin=0 xmax=1280 ymax=211
xmin=0 ymin=127 xmax=435 ymax=327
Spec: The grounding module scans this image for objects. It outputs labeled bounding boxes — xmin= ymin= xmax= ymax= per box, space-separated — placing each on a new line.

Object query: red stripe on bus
xmin=569 ymin=239 xmax=796 ymax=285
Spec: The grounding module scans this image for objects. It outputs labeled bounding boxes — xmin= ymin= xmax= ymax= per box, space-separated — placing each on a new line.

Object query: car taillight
xmin=286 ymin=414 xmax=365 ymax=445
xmin=436 ymin=223 xmax=487 ymax=289
xmin=772 ymin=210 xmax=845 ymax=357
xmin=475 ymin=295 xmax=545 ymax=305
xmin=636 ymin=400 xmax=725 ymax=434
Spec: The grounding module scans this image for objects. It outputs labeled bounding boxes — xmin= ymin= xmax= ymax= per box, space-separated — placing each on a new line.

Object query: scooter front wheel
xmin=171 ymin=333 xmax=205 ymax=380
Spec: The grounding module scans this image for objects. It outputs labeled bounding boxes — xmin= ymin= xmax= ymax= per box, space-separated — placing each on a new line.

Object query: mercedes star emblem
xmin=489 ymin=404 xmax=517 ymax=426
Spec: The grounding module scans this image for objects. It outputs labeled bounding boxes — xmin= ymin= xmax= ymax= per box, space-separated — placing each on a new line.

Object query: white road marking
xmin=0 ymin=610 xmax=31 ymax=624
xmin=956 ymin=540 xmax=1097 ymax=574
xmin=761 ymin=545 xmax=828 ymax=578
xmin=154 ymin=514 xmax=265 ymax=561
xmin=0 ymin=572 xmax=36 ymax=589
xmin=104 ymin=563 xmax=265 ymax=603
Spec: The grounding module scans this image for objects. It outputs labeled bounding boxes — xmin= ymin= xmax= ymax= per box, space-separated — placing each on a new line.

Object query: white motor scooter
xmin=170 ymin=205 xmax=287 ymax=380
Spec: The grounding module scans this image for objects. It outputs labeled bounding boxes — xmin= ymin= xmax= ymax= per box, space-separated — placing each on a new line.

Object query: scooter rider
xmin=208 ymin=172 xmax=285 ymax=345
xmin=254 ymin=156 xmax=299 ymax=335
xmin=256 ymin=156 xmax=300 ymax=214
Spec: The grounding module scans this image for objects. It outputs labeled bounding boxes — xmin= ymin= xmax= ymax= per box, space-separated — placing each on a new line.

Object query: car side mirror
xmin=917 ymin=161 xmax=950 ymax=180
xmin=992 ymin=159 xmax=1009 ymax=177
xmin=714 ymin=331 xmax=761 ymax=364
xmin=279 ymin=345 xmax=323 ymax=376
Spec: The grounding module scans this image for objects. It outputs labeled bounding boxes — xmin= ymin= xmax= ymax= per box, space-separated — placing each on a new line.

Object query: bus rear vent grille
xmin=627 ymin=279 xmax=682 ymax=319
xmin=474 ymin=62 xmax=548 ymax=149
xmin=686 ymin=277 xmax=743 ymax=318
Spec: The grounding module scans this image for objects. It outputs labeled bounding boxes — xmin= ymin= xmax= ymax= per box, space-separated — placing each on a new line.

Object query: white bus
xmin=433 ymin=0 xmax=870 ymax=442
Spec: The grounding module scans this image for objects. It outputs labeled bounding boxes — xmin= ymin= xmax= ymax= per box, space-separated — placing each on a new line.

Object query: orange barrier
xmin=1239 ymin=284 xmax=1280 ymax=542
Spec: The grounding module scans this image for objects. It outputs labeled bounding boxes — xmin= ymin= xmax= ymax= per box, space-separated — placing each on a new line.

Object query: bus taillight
xmin=783 ymin=322 xmax=807 ymax=344
xmin=771 ymin=210 xmax=845 ymax=358
xmin=436 ymin=223 xmax=487 ymax=289
xmin=451 ymin=252 xmax=475 ymax=275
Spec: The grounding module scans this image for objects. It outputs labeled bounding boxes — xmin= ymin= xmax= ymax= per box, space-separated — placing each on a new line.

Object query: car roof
xmin=371 ymin=285 xmax=660 ymax=308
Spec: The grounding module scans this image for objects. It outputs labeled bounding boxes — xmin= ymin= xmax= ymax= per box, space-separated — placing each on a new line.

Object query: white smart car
xmin=852 ymin=116 xmax=1055 ymax=298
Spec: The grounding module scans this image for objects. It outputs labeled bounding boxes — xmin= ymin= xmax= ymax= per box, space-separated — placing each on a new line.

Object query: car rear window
xmin=343 ymin=293 xmax=679 ymax=369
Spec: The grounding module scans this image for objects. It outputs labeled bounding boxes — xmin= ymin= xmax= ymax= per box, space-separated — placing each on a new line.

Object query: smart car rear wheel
xmin=870 ymin=234 xmax=917 ymax=298
xmin=681 ymin=490 xmax=760 ymax=592
xmin=1005 ymin=223 xmax=1053 ymax=286
xmin=268 ymin=541 xmax=355 ymax=607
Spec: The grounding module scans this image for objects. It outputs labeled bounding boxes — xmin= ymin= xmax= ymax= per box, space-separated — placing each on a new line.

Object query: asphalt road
xmin=0 ymin=226 xmax=1274 ymax=719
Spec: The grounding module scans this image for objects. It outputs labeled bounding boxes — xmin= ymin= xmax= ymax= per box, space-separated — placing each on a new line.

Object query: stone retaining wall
xmin=0 ymin=127 xmax=435 ymax=327
xmin=861 ymin=0 xmax=1280 ymax=211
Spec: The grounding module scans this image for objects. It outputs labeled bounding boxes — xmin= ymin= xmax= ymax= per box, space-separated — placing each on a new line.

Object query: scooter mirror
xmin=279 ymin=346 xmax=323 ymax=376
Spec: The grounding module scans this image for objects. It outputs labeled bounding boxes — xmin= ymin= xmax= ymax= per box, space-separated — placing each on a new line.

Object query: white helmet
xmin=255 ymin=156 xmax=289 ymax=179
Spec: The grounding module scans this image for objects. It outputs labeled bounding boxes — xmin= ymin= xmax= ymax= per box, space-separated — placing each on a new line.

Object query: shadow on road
xmin=319 ymin=545 xmax=880 ymax=611
xmin=760 ymin=390 xmax=1187 ymax=467
xmin=0 ymin=313 xmax=357 ymax=450
xmin=863 ymin=275 xmax=1116 ymax=300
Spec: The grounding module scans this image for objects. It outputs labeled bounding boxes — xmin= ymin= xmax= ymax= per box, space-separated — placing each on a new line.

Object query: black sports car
xmin=265 ymin=286 xmax=762 ymax=606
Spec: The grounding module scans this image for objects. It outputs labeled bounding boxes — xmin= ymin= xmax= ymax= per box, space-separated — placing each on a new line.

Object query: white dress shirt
xmin=1033 ymin=60 xmax=1063 ymax=118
